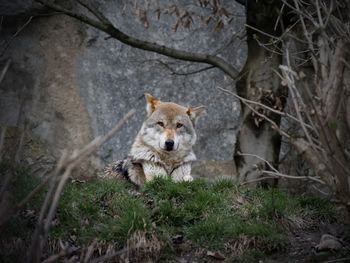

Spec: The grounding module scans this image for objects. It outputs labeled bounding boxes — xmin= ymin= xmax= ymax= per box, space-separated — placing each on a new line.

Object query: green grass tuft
xmin=0 ymin=168 xmax=339 ymax=261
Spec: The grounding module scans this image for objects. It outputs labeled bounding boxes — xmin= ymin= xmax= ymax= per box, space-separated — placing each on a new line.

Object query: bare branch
xmin=0 ymin=16 xmax=33 ymax=57
xmin=238 ymin=151 xmax=325 ymax=185
xmin=35 ymin=0 xmax=239 ymax=80
xmin=156 ymin=60 xmax=215 ymax=75
xmin=238 ymin=152 xmax=279 ymax=173
xmin=234 ymin=0 xmax=246 ymax=7
xmin=0 ymin=127 xmax=6 ymax=162
xmin=76 ymin=0 xmax=110 ymax=24
xmin=261 ymin=170 xmax=326 ymax=185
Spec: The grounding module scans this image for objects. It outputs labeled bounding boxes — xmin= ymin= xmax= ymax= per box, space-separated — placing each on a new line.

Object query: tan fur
xmin=105 ymin=93 xmax=204 ymax=187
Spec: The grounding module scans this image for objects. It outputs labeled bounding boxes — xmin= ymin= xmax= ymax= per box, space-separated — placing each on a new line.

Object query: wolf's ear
xmin=187 ymin=106 xmax=205 ymax=125
xmin=145 ymin=93 xmax=160 ymax=117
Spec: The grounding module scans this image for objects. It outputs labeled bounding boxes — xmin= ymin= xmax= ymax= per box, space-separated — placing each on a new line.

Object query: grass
xmin=0 ymin=165 xmax=340 ymax=262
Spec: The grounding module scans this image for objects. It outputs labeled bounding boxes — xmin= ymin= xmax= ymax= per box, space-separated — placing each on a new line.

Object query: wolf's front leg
xmin=171 ymin=163 xmax=193 ymax=182
xmin=142 ymin=161 xmax=167 ymax=182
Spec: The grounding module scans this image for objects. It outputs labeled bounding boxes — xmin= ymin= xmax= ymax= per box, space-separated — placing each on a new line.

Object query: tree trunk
xmin=235 ymin=1 xmax=284 ymax=183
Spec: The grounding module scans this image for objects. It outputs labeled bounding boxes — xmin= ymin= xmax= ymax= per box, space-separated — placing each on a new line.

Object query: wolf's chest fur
xmin=130 ymin=134 xmax=196 ymax=174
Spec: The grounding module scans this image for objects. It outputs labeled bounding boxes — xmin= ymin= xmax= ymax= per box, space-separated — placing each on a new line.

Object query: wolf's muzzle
xmin=165 ymin=139 xmax=175 ymax=151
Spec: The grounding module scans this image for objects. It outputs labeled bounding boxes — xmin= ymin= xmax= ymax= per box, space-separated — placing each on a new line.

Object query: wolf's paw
xmin=183 ymin=175 xmax=193 ymax=182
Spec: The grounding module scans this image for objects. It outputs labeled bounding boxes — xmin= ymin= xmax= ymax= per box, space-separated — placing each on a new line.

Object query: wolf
xmin=105 ymin=93 xmax=205 ymax=187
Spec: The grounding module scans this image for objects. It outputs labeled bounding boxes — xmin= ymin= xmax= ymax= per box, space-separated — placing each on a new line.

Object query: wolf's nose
xmin=165 ymin=139 xmax=174 ymax=151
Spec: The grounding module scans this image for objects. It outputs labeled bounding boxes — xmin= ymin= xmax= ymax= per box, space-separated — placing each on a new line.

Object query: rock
xmin=316 ymin=234 xmax=342 ymax=251
xmin=0 ymin=1 xmax=247 ymax=177
xmin=192 ymin=159 xmax=237 ymax=180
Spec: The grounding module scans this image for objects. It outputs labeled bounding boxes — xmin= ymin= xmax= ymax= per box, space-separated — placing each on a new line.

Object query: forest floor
xmin=1 ymin=163 xmax=350 ymax=262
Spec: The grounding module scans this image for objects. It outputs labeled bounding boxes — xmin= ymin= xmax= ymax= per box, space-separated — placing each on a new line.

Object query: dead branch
xmin=217 ymin=86 xmax=315 ymax=131
xmin=156 ymin=59 xmax=215 ymax=75
xmin=261 ymin=170 xmax=325 ymax=185
xmin=0 ymin=127 xmax=6 ymax=162
xmin=238 ymin=152 xmax=278 ymax=173
xmin=0 ymin=17 xmax=33 ymax=57
xmin=35 ymin=0 xmax=239 ymax=80
xmin=239 ymin=151 xmax=325 ymax=185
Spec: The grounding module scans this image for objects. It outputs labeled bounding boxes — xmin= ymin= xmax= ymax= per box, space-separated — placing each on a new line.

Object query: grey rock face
xmin=0 ymin=1 xmax=246 ymax=177
xmin=0 ymin=0 xmax=43 ymax=16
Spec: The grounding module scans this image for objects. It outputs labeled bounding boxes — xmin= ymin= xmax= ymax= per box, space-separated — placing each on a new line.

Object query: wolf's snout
xmin=165 ymin=139 xmax=175 ymax=151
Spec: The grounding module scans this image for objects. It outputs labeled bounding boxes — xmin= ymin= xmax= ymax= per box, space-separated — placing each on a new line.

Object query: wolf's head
xmin=140 ymin=93 xmax=204 ymax=155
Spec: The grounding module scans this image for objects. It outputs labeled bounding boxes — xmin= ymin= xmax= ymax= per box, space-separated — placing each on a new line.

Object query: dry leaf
xmin=144 ymin=0 xmax=150 ymax=9
xmin=173 ymin=20 xmax=180 ymax=32
xmin=184 ymin=19 xmax=191 ymax=29
xmin=214 ymin=19 xmax=224 ymax=32
xmin=219 ymin=7 xmax=229 ymax=17
xmin=205 ymin=17 xmax=212 ymax=25
xmin=232 ymin=101 xmax=237 ymax=111
xmin=138 ymin=10 xmax=149 ymax=28
xmin=180 ymin=11 xmax=189 ymax=20
xmin=175 ymin=6 xmax=180 ymax=17
xmin=154 ymin=8 xmax=161 ymax=19
xmin=153 ymin=0 xmax=159 ymax=9
xmin=254 ymin=117 xmax=260 ymax=127
xmin=122 ymin=1 xmax=128 ymax=16
xmin=207 ymin=250 xmax=226 ymax=260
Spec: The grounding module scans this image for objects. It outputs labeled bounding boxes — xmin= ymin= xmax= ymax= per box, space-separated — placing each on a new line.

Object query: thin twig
xmin=324 ymin=257 xmax=350 ymax=263
xmin=0 ymin=127 xmax=6 ymax=163
xmin=0 ymin=17 xmax=33 ymax=57
xmin=217 ymin=86 xmax=315 ymax=131
xmin=238 ymin=152 xmax=278 ymax=173
xmin=76 ymin=0 xmax=110 ymax=25
xmin=157 ymin=59 xmax=215 ymax=75
xmin=217 ymin=87 xmax=291 ymax=138
xmin=0 ymin=58 xmax=11 ymax=84
xmin=261 ymin=170 xmax=325 ymax=185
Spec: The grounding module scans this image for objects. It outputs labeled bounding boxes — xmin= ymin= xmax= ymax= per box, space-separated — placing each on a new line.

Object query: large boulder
xmin=0 ymin=1 xmax=246 ymax=177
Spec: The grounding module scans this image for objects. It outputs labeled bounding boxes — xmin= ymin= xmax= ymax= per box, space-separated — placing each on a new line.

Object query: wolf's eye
xmin=176 ymin=123 xmax=183 ymax=129
xmin=157 ymin=121 xmax=164 ymax=127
